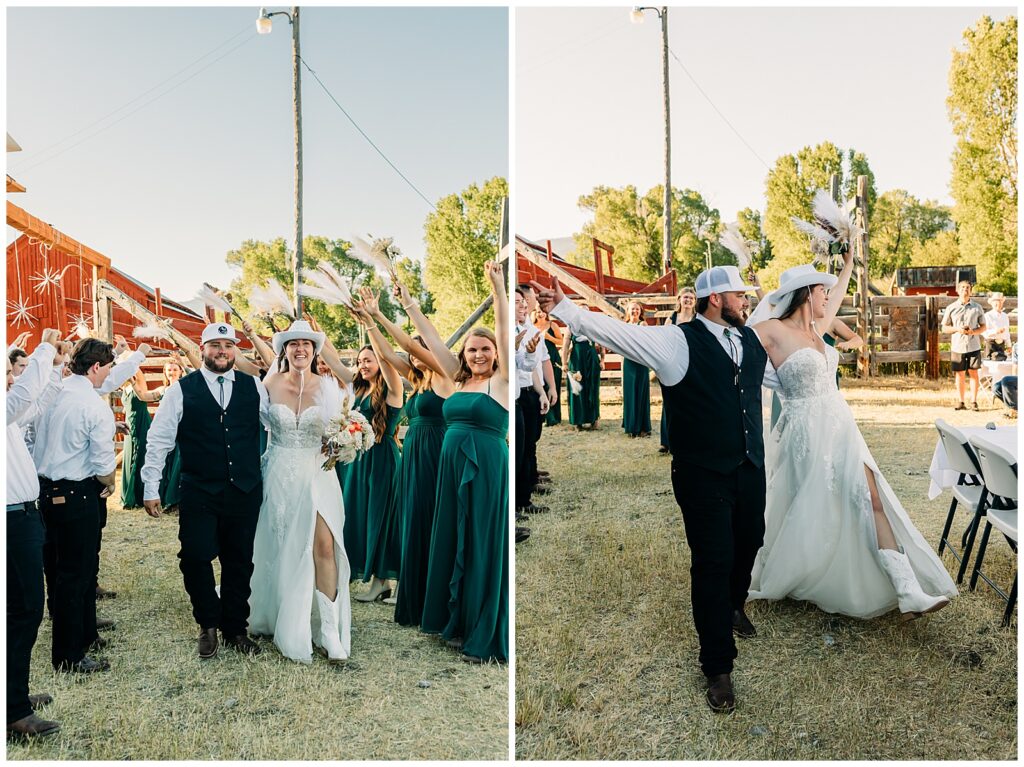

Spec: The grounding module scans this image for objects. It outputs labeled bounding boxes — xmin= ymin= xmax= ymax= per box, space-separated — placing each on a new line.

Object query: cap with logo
xmin=200 ymin=323 xmax=239 ymax=345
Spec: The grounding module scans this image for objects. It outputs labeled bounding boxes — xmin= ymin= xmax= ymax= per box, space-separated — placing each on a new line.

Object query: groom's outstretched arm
xmin=538 ymin=281 xmax=689 ymax=386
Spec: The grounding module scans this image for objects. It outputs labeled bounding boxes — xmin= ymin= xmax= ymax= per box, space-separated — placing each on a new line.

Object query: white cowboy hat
xmin=766 ymin=264 xmax=838 ymax=306
xmin=272 ymin=320 xmax=325 ymax=356
xmin=694 ymin=265 xmax=756 ymax=298
xmin=200 ymin=322 xmax=239 ymax=345
xmin=987 ymin=292 xmax=1005 ymax=307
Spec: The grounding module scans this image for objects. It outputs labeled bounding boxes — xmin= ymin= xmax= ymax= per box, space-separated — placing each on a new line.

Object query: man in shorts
xmin=941 ymin=280 xmax=987 ymax=411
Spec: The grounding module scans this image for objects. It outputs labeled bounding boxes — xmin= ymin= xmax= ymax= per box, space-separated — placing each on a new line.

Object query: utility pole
xmin=660 ymin=7 xmax=671 ymax=276
xmin=291 ymin=6 xmax=303 ymax=318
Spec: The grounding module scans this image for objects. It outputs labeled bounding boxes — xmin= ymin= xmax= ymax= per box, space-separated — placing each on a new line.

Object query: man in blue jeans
xmin=993 ymin=342 xmax=1018 ymax=412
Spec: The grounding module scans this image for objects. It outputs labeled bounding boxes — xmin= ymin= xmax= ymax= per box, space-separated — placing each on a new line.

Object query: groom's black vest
xmin=176 ymin=370 xmax=262 ymax=495
xmin=663 ymin=319 xmax=766 ymax=472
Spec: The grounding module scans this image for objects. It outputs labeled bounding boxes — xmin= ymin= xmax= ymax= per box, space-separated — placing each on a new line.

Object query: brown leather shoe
xmin=706 ymin=673 xmax=736 ymax=713
xmin=95 ymin=586 xmax=117 ymax=600
xmin=96 ymin=617 xmax=116 ymax=631
xmin=223 ymin=633 xmax=261 ymax=656
xmin=28 ymin=693 xmax=53 ymax=710
xmin=198 ymin=628 xmax=219 ymax=659
xmin=85 ymin=636 xmax=109 ymax=652
xmin=7 ymin=713 xmax=60 ymax=739
xmin=55 ymin=655 xmax=110 ymax=674
xmin=732 ymin=609 xmax=757 ymax=638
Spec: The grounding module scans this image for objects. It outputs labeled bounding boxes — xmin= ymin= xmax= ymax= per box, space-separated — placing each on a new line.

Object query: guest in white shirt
xmin=32 ymin=338 xmax=118 ymax=675
xmin=7 ymin=329 xmax=66 ymax=738
xmin=983 ymin=292 xmax=1011 ymax=361
xmin=515 ymin=288 xmax=550 ymax=516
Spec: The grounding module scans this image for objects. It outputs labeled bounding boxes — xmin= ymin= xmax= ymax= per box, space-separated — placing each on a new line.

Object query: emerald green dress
xmin=770 ymin=332 xmax=839 ymax=429
xmin=120 ymin=388 xmax=150 ymax=509
xmin=621 ymin=325 xmax=652 ymax=436
xmin=339 ymin=391 xmax=403 ymax=582
xmin=568 ymin=336 xmax=601 ymax=427
xmin=544 ymin=337 xmax=563 ymax=426
xmin=394 ymin=389 xmax=447 ymax=627
xmin=421 ymin=389 xmax=509 ymax=663
xmin=159 ymin=446 xmax=182 ymax=507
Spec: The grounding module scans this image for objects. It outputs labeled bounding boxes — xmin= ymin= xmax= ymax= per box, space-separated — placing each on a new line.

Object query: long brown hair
xmin=778 ymin=286 xmax=812 ymax=321
xmin=454 ymin=327 xmax=498 ymax=384
xmin=352 ymin=345 xmax=390 ymax=444
xmin=405 ymin=335 xmax=435 ymax=395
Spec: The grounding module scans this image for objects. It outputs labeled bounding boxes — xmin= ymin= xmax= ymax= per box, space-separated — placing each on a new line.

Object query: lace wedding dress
xmin=249 ymin=384 xmax=352 ymax=662
xmin=748 ymin=344 xmax=957 ymax=618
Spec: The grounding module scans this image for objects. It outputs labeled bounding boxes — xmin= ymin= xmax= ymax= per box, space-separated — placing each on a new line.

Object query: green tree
xmin=423 ymin=176 xmax=508 ymax=338
xmin=870 ymin=190 xmax=954 ymax=277
xmin=947 ymin=15 xmax=1017 ymax=292
xmin=762 ymin=142 xmax=875 ymax=290
xmin=910 ymin=229 xmax=962 ymax=267
xmin=224 ymin=235 xmax=397 ymax=350
xmin=734 ymin=207 xmax=774 ymax=272
xmin=570 ymin=184 xmax=732 ymax=288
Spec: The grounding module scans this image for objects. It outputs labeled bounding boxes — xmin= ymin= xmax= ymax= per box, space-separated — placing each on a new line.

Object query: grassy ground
xmin=516 ymin=380 xmax=1017 ymax=760
xmin=9 ymin=485 xmax=508 ymax=760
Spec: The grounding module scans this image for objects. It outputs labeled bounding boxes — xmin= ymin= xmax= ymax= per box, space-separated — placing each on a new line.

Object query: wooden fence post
xmin=925 ymin=295 xmax=940 ymax=379
xmin=93 ymin=265 xmax=113 ymax=343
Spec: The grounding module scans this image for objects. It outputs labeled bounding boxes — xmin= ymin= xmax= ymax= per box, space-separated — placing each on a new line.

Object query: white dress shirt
xmin=515 ymin=335 xmax=542 ymax=401
xmin=515 ymin=322 xmax=546 ymax=391
xmin=32 ymin=374 xmax=118 ymax=482
xmin=7 ymin=342 xmax=57 ymax=504
xmin=141 ymin=367 xmax=271 ymax=501
xmin=550 ymin=298 xmax=780 ymax=389
xmin=983 ymin=309 xmax=1011 ymax=345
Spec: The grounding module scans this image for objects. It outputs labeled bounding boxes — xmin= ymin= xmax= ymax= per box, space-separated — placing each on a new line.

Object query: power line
xmin=14 ymin=33 xmax=258 ymax=177
xmin=299 ymin=56 xmax=437 ymax=212
xmin=667 ymin=46 xmax=771 ymax=171
xmin=10 ymin=24 xmax=253 ymax=173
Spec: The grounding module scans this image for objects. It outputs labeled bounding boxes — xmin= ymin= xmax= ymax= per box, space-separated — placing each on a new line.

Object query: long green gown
xmin=621 ymin=356 xmax=652 ymax=436
xmin=120 ymin=388 xmax=150 ymax=509
xmin=568 ymin=336 xmax=601 ymax=427
xmin=159 ymin=446 xmax=182 ymax=507
xmin=770 ymin=332 xmax=839 ymax=429
xmin=394 ymin=388 xmax=447 ymax=627
xmin=420 ymin=389 xmax=509 ymax=663
xmin=339 ymin=391 xmax=403 ymax=582
xmin=544 ymin=338 xmax=563 ymax=426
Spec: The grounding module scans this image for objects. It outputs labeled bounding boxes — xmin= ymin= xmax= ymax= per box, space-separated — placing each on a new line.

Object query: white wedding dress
xmin=748 ymin=344 xmax=957 ymax=618
xmin=249 ymin=383 xmax=353 ymax=663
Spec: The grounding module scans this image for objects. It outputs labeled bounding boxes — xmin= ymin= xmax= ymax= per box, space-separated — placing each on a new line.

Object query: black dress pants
xmin=514 ymin=399 xmax=527 ymax=508
xmin=520 ymin=387 xmax=542 ymax=495
xmin=7 ymin=504 xmax=46 ymax=723
xmin=177 ymin=482 xmax=262 ymax=637
xmin=39 ymin=477 xmax=101 ymax=669
xmin=671 ymin=458 xmax=766 ymax=677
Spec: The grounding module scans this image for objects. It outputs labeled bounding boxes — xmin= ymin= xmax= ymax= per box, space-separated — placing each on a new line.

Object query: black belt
xmin=6 ymin=501 xmax=37 ymax=513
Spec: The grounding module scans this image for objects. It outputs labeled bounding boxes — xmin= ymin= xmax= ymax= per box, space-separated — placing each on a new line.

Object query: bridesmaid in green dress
xmin=157 ymin=358 xmax=186 ymax=510
xmin=621 ymin=301 xmax=652 ymax=437
xmin=563 ymin=331 xmax=602 ymax=430
xmin=401 ymin=260 xmax=510 ymax=663
xmin=659 ymin=288 xmax=696 ymax=453
xmin=120 ymin=367 xmax=167 ymax=509
xmin=534 ymin=309 xmax=564 ymax=426
xmin=335 ymin=336 xmax=405 ymax=602
xmin=358 ymin=296 xmax=458 ymax=626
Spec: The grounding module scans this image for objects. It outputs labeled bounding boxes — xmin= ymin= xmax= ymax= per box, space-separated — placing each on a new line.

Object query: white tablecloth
xmin=928 ymin=424 xmax=1018 ymax=499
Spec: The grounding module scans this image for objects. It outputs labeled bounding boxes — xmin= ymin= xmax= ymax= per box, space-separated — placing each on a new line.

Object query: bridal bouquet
xmin=321 ymin=396 xmax=375 ymax=471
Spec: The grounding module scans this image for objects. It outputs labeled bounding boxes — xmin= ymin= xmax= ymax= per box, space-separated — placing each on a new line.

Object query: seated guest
xmin=993 ymin=342 xmax=1018 ymax=412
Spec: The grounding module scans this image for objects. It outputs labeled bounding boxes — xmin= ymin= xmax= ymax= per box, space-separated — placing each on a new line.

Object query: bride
xmin=249 ymin=320 xmax=353 ymax=662
xmin=748 ymin=250 xmax=957 ymax=619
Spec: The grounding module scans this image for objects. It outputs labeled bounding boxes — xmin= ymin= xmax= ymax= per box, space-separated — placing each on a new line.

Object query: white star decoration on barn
xmin=7 ymin=298 xmax=42 ymax=327
xmin=69 ymin=313 xmax=93 ymax=339
xmin=29 ymin=265 xmax=71 ymax=294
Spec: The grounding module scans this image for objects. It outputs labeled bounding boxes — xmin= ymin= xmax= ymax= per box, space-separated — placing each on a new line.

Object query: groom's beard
xmin=722 ymin=306 xmax=746 ymax=328
xmin=203 ymin=354 xmax=236 ymax=374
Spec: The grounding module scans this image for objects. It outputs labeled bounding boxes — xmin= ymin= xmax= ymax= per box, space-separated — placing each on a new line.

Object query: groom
xmin=534 ymin=266 xmax=772 ymax=713
xmin=142 ymin=323 xmax=268 ymax=659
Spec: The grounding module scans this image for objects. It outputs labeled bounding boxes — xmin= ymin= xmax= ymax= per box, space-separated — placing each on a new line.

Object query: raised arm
xmin=484 ymin=260 xmax=510 ymax=382
xmin=820 ymin=247 xmax=855 ymax=333
xmin=398 ymin=281 xmax=460 ymax=381
xmin=352 ymin=289 xmax=412 ymax=379
xmin=240 ymin=319 xmax=276 ymax=367
xmin=348 ymin=300 xmax=403 ymax=406
xmin=534 ymin=277 xmax=690 ymax=386
xmin=829 ymin=317 xmax=863 ymax=351
xmin=7 ymin=330 xmax=58 ymax=424
xmin=371 ymin=288 xmax=450 ymax=378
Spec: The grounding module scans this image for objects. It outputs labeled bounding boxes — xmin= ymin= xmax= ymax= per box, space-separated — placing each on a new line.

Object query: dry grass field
xmin=516 ymin=380 xmax=1017 ymax=760
xmin=9 ymin=485 xmax=509 ymax=760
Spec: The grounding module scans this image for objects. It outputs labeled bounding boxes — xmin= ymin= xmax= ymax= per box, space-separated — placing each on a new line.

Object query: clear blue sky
xmin=7 ymin=6 xmax=508 ymax=302
xmin=516 ymin=5 xmax=1014 ymax=244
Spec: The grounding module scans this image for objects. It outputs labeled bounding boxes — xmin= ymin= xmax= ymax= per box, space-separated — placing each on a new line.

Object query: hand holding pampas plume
xmin=350 ymin=235 xmax=400 ymax=280
xmin=298 ymin=264 xmax=359 ymax=308
xmin=790 ymin=189 xmax=863 ymax=266
xmin=195 ymin=283 xmax=236 ymax=316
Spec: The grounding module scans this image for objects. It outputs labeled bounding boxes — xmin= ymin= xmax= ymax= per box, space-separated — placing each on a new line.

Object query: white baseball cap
xmin=200 ymin=322 xmax=238 ymax=345
xmin=694 ymin=265 xmax=756 ymax=298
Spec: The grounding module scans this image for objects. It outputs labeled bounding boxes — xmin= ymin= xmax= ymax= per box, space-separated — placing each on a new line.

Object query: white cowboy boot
xmin=879 ymin=549 xmax=949 ymax=621
xmin=314 ymin=590 xmax=347 ymax=661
